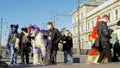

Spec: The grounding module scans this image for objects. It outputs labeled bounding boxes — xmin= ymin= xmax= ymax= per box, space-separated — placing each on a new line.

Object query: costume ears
xmin=10 ymin=24 xmax=14 ymax=28
xmin=10 ymin=24 xmax=19 ymax=28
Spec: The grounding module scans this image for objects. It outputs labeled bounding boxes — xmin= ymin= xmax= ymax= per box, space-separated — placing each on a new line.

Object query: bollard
xmin=2 ymin=50 xmax=6 ymax=58
xmin=0 ymin=55 xmax=2 ymax=61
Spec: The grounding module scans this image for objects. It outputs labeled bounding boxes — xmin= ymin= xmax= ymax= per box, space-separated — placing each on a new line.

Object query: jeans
xmin=47 ymin=46 xmax=57 ymax=64
xmin=64 ymin=49 xmax=73 ymax=64
xmin=10 ymin=43 xmax=17 ymax=64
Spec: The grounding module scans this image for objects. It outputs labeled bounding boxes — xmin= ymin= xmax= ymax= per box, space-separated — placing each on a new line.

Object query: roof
xmin=70 ymin=1 xmax=102 ymax=15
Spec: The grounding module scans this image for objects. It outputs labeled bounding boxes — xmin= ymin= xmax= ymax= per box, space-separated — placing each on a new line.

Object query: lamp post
xmin=50 ymin=11 xmax=58 ymax=27
xmin=76 ymin=0 xmax=81 ymax=55
xmin=0 ymin=18 xmax=3 ymax=46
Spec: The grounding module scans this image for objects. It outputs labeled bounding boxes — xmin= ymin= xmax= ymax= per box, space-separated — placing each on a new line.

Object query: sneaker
xmin=15 ymin=61 xmax=17 ymax=64
xmin=42 ymin=62 xmax=48 ymax=66
xmin=11 ymin=62 xmax=13 ymax=65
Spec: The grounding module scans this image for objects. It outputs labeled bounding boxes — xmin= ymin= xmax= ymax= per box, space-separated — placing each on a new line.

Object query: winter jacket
xmin=97 ymin=21 xmax=113 ymax=46
xmin=47 ymin=28 xmax=62 ymax=50
xmin=62 ymin=36 xmax=73 ymax=51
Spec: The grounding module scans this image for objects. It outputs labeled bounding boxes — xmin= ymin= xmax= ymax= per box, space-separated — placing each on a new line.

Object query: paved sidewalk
xmin=6 ymin=62 xmax=120 ymax=68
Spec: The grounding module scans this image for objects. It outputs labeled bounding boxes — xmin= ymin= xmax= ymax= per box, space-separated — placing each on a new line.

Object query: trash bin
xmin=73 ymin=58 xmax=80 ymax=63
xmin=0 ymin=61 xmax=8 ymax=68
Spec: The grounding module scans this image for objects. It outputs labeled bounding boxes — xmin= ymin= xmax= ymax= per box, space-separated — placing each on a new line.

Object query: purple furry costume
xmin=29 ymin=24 xmax=47 ymax=57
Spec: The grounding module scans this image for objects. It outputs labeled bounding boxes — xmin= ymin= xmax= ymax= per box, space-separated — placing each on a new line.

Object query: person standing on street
xmin=46 ymin=22 xmax=62 ymax=64
xmin=7 ymin=24 xmax=19 ymax=64
xmin=62 ymin=30 xmax=73 ymax=64
xmin=19 ymin=27 xmax=31 ymax=64
xmin=96 ymin=15 xmax=113 ymax=63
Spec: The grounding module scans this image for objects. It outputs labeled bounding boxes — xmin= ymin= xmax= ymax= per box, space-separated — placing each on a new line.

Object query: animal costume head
xmin=21 ymin=27 xmax=28 ymax=33
xmin=10 ymin=24 xmax=19 ymax=33
xmin=29 ymin=24 xmax=40 ymax=37
xmin=25 ymin=25 xmax=30 ymax=33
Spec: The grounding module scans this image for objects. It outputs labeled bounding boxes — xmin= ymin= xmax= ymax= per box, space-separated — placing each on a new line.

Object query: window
xmin=76 ymin=27 xmax=78 ymax=34
xmin=92 ymin=20 xmax=94 ymax=27
xmin=74 ymin=28 xmax=76 ymax=34
xmin=73 ymin=27 xmax=77 ymax=34
xmin=81 ymin=24 xmax=83 ymax=32
xmin=115 ymin=9 xmax=118 ymax=20
xmin=108 ymin=13 xmax=111 ymax=23
xmin=73 ymin=18 xmax=76 ymax=23
xmin=81 ymin=13 xmax=83 ymax=19
xmin=88 ymin=23 xmax=90 ymax=30
xmin=72 ymin=28 xmax=74 ymax=34
xmin=89 ymin=21 xmax=93 ymax=29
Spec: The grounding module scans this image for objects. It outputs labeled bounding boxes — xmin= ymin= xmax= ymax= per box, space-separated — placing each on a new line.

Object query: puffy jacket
xmin=97 ymin=21 xmax=113 ymax=46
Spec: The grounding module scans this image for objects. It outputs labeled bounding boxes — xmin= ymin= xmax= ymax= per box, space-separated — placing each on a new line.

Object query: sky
xmin=0 ymin=0 xmax=88 ymax=45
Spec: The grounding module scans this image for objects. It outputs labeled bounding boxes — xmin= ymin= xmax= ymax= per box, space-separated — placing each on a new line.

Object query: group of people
xmin=6 ymin=22 xmax=73 ymax=65
xmin=88 ymin=14 xmax=120 ymax=64
xmin=6 ymin=14 xmax=120 ymax=65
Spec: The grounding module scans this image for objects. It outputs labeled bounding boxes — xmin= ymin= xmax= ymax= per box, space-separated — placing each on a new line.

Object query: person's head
xmin=64 ymin=30 xmax=69 ymax=36
xmin=47 ymin=22 xmax=53 ymax=30
xmin=102 ymin=14 xmax=110 ymax=23
xmin=10 ymin=24 xmax=19 ymax=33
xmin=21 ymin=28 xmax=28 ymax=33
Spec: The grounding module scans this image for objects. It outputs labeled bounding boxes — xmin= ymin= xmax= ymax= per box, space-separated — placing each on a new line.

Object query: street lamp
xmin=50 ymin=11 xmax=58 ymax=27
xmin=76 ymin=0 xmax=81 ymax=55
xmin=0 ymin=18 xmax=3 ymax=46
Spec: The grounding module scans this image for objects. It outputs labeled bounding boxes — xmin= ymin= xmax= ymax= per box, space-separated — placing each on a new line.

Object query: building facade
xmin=71 ymin=0 xmax=120 ymax=49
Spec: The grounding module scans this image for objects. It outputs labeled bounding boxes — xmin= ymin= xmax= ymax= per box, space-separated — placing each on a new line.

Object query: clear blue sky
xmin=0 ymin=0 xmax=88 ymax=45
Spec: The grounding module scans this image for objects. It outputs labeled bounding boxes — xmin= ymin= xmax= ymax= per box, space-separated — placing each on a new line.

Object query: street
xmin=1 ymin=54 xmax=120 ymax=68
xmin=6 ymin=62 xmax=120 ymax=68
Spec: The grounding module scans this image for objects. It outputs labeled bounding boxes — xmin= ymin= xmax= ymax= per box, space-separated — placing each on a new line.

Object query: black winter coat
xmin=62 ymin=36 xmax=73 ymax=51
xmin=97 ymin=21 xmax=113 ymax=46
xmin=47 ymin=28 xmax=62 ymax=50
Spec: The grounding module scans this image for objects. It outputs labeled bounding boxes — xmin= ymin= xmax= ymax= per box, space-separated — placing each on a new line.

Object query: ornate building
xmin=71 ymin=0 xmax=120 ymax=49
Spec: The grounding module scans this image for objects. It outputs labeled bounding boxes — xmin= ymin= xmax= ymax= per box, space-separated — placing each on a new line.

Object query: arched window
xmin=81 ymin=24 xmax=83 ymax=32
xmin=115 ymin=9 xmax=118 ymax=20
xmin=88 ymin=23 xmax=90 ymax=30
xmin=92 ymin=20 xmax=94 ymax=27
xmin=108 ymin=13 xmax=111 ymax=23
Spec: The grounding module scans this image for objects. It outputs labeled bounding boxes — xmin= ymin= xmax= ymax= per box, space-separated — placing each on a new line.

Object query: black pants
xmin=97 ymin=45 xmax=112 ymax=63
xmin=47 ymin=47 xmax=57 ymax=64
xmin=113 ymin=47 xmax=120 ymax=62
xmin=21 ymin=44 xmax=30 ymax=64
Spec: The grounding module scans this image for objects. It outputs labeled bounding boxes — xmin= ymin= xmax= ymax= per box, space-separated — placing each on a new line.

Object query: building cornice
xmin=86 ymin=0 xmax=118 ymax=18
xmin=70 ymin=2 xmax=102 ymax=16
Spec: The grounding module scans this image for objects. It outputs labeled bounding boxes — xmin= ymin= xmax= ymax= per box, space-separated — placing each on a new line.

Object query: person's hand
xmin=63 ymin=41 xmax=67 ymax=43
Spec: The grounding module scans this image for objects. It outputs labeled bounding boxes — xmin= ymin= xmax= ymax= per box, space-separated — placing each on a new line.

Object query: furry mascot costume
xmin=7 ymin=24 xmax=19 ymax=64
xmin=29 ymin=24 xmax=47 ymax=65
xmin=19 ymin=27 xmax=32 ymax=64
xmin=88 ymin=16 xmax=106 ymax=63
